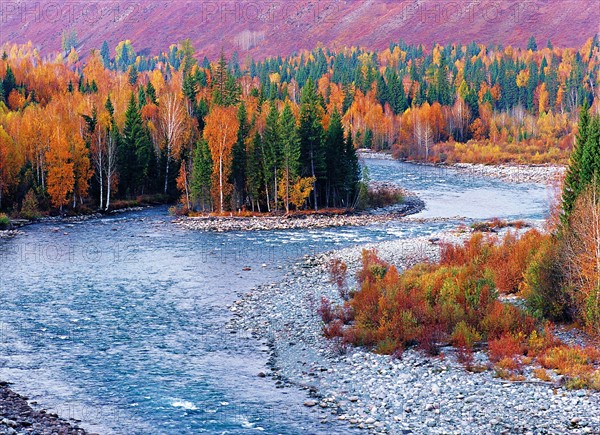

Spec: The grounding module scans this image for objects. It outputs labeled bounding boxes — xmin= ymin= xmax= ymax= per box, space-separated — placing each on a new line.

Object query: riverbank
xmin=0 ymin=382 xmax=89 ymax=435
xmin=0 ymin=207 xmax=147 ymax=238
xmin=228 ymin=230 xmax=600 ymax=434
xmin=174 ymin=196 xmax=424 ymax=232
xmin=358 ymin=151 xmax=565 ymax=185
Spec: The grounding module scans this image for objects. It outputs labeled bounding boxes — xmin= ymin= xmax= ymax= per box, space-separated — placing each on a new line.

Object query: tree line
xmin=1 ymin=35 xmax=600 ymax=213
xmin=0 ymin=45 xmax=360 ymax=214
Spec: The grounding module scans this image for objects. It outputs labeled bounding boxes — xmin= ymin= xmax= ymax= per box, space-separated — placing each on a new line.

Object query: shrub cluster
xmin=319 ymin=232 xmax=600 ymax=389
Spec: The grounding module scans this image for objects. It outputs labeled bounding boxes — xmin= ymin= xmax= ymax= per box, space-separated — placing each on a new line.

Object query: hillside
xmin=1 ymin=0 xmax=598 ymax=58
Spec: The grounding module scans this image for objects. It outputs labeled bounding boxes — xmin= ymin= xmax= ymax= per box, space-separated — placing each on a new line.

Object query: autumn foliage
xmin=320 ymin=231 xmax=600 ymax=389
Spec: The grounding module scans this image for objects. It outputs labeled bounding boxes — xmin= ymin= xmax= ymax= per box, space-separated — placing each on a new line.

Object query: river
xmin=0 ymin=159 xmax=552 ymax=434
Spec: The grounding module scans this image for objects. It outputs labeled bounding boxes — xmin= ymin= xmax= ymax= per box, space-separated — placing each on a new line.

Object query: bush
xmin=20 ymin=189 xmax=41 ymax=220
xmin=488 ymin=333 xmax=526 ymax=363
xmin=317 ymin=297 xmax=334 ymax=324
xmin=0 ymin=213 xmax=10 ymax=229
xmin=364 ymin=186 xmax=404 ymax=209
xmin=328 ymin=258 xmax=349 ymax=300
xmin=522 ymin=235 xmax=570 ymax=321
xmin=319 ymin=231 xmax=600 ymax=389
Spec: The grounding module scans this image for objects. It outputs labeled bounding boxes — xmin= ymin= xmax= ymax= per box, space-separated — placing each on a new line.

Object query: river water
xmin=0 ymin=159 xmax=552 ymax=434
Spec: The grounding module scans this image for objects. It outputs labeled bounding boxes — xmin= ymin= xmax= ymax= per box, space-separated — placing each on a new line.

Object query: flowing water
xmin=0 ymin=159 xmax=552 ymax=434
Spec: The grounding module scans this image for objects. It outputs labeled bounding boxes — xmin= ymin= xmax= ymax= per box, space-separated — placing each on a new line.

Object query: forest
xmin=0 ymin=34 xmax=599 ymax=215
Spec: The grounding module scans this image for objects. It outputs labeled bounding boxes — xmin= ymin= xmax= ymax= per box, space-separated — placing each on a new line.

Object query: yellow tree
xmin=45 ymin=127 xmax=74 ymax=210
xmin=0 ymin=125 xmax=23 ymax=209
xmin=203 ymin=106 xmax=239 ymax=213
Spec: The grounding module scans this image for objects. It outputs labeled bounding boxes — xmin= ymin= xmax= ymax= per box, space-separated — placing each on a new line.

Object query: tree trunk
xmin=310 ymin=148 xmax=317 ymax=211
xmin=164 ymin=151 xmax=170 ymax=195
xmin=219 ymin=155 xmax=224 ymax=213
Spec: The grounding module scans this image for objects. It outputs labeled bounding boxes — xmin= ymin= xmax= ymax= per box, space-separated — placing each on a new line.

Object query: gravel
xmin=174 ymin=197 xmax=424 ymax=232
xmin=0 ymin=382 xmax=90 ymax=435
xmin=227 ymin=231 xmax=600 ymax=434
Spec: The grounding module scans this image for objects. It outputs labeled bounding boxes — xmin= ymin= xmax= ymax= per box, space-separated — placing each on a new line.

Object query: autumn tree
xmin=561 ymin=181 xmax=600 ymax=333
xmin=177 ymin=159 xmax=191 ymax=210
xmin=46 ymin=127 xmax=74 ymax=211
xmin=204 ymin=105 xmax=239 ymax=213
xmin=0 ymin=125 xmax=22 ymax=209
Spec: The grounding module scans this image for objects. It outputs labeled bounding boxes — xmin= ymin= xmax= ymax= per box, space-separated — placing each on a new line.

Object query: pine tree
xmin=246 ymin=131 xmax=264 ymax=211
xmin=137 ymin=87 xmax=147 ymax=107
xmin=231 ymin=102 xmax=249 ymax=209
xmin=100 ymin=41 xmax=111 ymax=68
xmin=128 ymin=65 xmax=138 ymax=86
xmin=343 ymin=132 xmax=361 ymax=207
xmin=190 ymin=139 xmax=213 ymax=211
xmin=324 ymin=108 xmax=345 ymax=207
xmin=262 ymin=101 xmax=280 ymax=211
xmin=578 ymin=114 xmax=600 ymax=191
xmin=119 ymin=92 xmax=144 ymax=197
xmin=145 ymin=81 xmax=157 ymax=104
xmin=298 ymin=78 xmax=325 ymax=210
xmin=279 ymin=103 xmax=301 ymax=212
xmin=436 ymin=54 xmax=453 ymax=106
xmin=2 ymin=66 xmax=16 ymax=97
xmin=562 ymin=106 xmax=590 ymax=221
xmin=527 ymin=36 xmax=538 ymax=51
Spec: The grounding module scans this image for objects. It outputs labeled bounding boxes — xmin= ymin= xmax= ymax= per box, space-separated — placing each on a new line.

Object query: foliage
xmin=19 ymin=189 xmax=41 ymax=219
xmin=1 ymin=36 xmax=599 ymax=213
xmin=0 ymin=212 xmax=9 ymax=229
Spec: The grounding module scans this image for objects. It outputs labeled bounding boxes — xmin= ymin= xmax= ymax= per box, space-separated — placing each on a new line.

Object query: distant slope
xmin=1 ymin=0 xmax=599 ymax=58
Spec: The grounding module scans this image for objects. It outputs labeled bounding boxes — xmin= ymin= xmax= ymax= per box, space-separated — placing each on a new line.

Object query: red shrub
xmin=317 ymin=297 xmax=334 ymax=324
xmin=323 ymin=319 xmax=344 ymax=339
xmin=328 ymin=258 xmax=349 ymax=300
xmin=488 ymin=333 xmax=526 ymax=363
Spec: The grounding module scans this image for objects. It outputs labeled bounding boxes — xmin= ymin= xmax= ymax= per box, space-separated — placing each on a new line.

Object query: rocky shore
xmin=227 ymin=232 xmax=600 ymax=434
xmin=451 ymin=163 xmax=565 ymax=185
xmin=174 ymin=197 xmax=424 ymax=232
xmin=357 ymin=151 xmax=565 ymax=185
xmin=0 ymin=382 xmax=89 ymax=435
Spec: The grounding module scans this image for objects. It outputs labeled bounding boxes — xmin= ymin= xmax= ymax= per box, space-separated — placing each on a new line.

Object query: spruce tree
xmin=128 ymin=65 xmax=138 ymax=86
xmin=190 ymin=139 xmax=213 ymax=211
xmin=344 ymin=132 xmax=361 ymax=207
xmin=231 ymin=103 xmax=249 ymax=209
xmin=298 ymin=78 xmax=325 ymax=210
xmin=262 ymin=102 xmax=280 ymax=211
xmin=578 ymin=114 xmax=600 ymax=190
xmin=118 ymin=96 xmax=144 ymax=197
xmin=324 ymin=108 xmax=345 ymax=207
xmin=562 ymin=104 xmax=590 ymax=222
xmin=145 ymin=81 xmax=157 ymax=104
xmin=100 ymin=41 xmax=111 ymax=68
xmin=246 ymin=131 xmax=264 ymax=211
xmin=3 ymin=66 xmax=16 ymax=97
xmin=279 ymin=103 xmax=301 ymax=212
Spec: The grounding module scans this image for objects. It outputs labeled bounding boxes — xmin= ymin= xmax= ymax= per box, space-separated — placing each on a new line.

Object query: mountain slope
xmin=1 ymin=0 xmax=599 ymax=57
